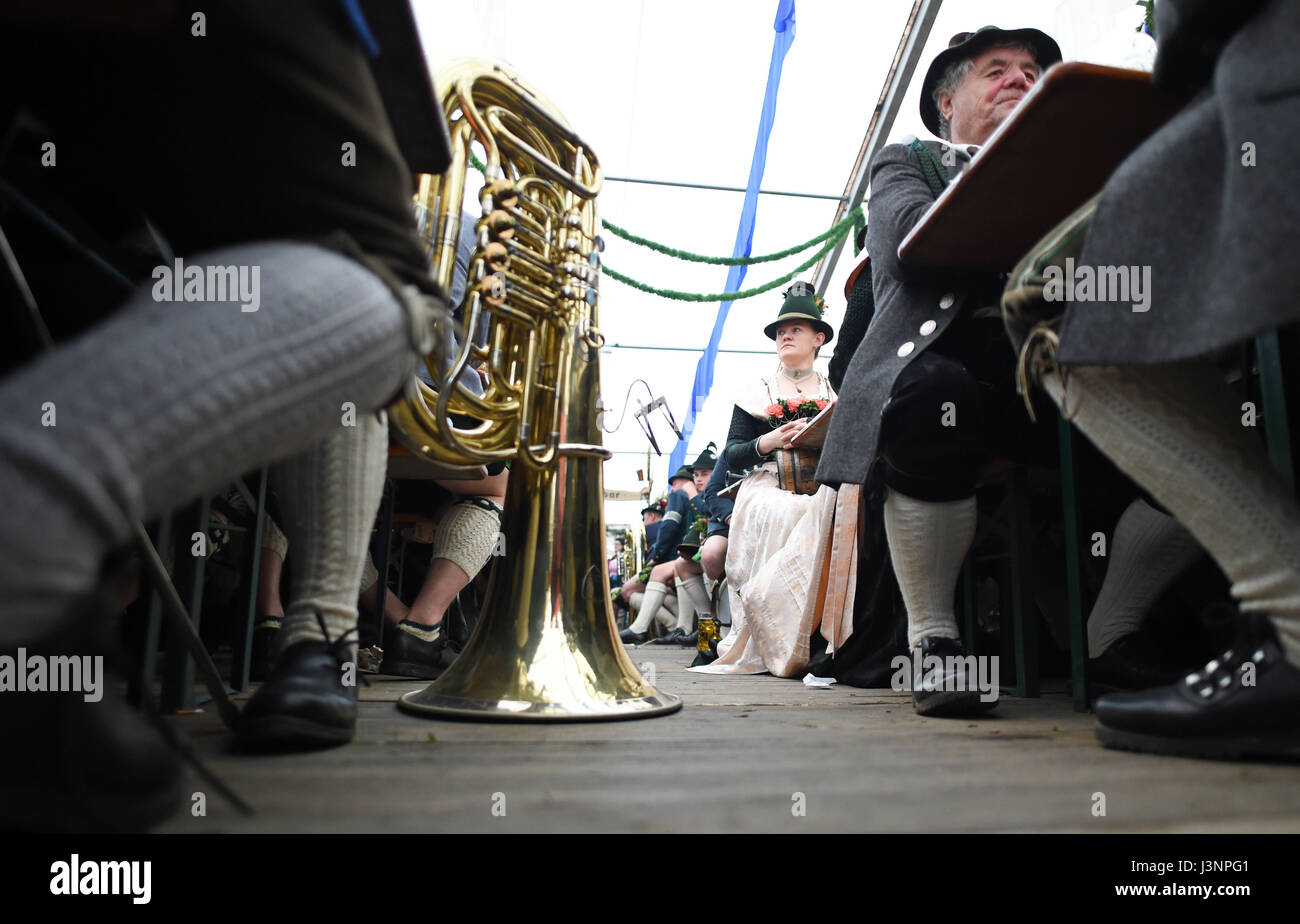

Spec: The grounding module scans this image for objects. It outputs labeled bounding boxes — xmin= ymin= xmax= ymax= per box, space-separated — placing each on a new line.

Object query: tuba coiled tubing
xmin=392 ymin=61 xmax=680 ymax=721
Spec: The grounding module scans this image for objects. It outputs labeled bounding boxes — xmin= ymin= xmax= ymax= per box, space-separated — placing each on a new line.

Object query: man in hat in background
xmin=619 ymin=464 xmax=702 ymax=644
xmin=652 ymin=445 xmax=719 ymax=646
xmin=615 ymin=499 xmax=665 ymax=620
xmin=816 ymin=26 xmax=1064 ymax=716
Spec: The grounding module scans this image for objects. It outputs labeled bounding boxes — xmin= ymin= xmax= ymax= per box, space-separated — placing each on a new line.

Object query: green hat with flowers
xmin=764 ymin=281 xmax=834 ymax=344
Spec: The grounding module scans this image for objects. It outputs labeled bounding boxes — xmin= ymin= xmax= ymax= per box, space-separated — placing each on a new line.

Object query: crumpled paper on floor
xmin=802 ymin=673 xmax=838 ymax=689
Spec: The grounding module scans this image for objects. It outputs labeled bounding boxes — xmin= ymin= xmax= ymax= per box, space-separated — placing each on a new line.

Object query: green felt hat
xmin=920 ymin=26 xmax=1062 ymax=137
xmin=689 ymin=442 xmax=718 ymax=472
xmin=763 ymin=281 xmax=834 ymax=344
xmin=669 ymin=465 xmax=695 ymax=484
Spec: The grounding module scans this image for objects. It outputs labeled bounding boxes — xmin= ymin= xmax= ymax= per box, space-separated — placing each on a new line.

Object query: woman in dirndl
xmin=691 ymin=282 xmax=851 ymax=677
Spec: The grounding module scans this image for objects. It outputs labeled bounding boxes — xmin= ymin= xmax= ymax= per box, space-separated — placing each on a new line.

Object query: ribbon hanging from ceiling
xmin=666 ymin=0 xmax=797 ymax=476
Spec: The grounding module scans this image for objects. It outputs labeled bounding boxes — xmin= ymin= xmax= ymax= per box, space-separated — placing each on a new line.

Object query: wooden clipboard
xmin=898 ymin=62 xmax=1184 ymax=272
xmin=790 ymin=401 xmax=834 ymax=450
xmin=716 ymin=401 xmax=835 ymax=499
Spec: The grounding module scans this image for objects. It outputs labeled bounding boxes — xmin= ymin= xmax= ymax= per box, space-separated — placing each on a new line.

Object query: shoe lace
xmin=1182 ymin=641 xmax=1269 ymax=701
xmin=315 ymin=612 xmax=370 ymax=687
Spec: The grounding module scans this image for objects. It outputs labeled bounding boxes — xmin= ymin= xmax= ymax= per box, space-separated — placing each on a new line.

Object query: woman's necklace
xmin=777 ymin=364 xmax=813 ymax=394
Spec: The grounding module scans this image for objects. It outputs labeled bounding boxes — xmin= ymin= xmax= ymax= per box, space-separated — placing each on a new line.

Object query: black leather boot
xmin=619 ymin=627 xmax=649 ymax=645
xmin=239 ymin=634 xmax=358 ymax=751
xmin=910 ymin=636 xmax=999 ymax=717
xmin=1095 ymin=618 xmax=1300 ymax=759
xmin=381 ymin=620 xmax=457 ymax=679
xmin=1086 ymin=632 xmax=1187 ymax=697
xmin=650 ymin=627 xmax=688 ymax=645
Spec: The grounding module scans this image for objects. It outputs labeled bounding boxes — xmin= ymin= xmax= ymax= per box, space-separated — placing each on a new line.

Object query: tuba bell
xmin=390 ymin=60 xmax=680 ymax=720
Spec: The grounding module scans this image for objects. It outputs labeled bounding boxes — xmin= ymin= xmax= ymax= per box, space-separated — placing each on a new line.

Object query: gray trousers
xmin=0 ymin=240 xmax=429 ymax=644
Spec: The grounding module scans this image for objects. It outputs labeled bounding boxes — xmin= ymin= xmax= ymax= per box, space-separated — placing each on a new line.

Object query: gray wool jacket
xmin=816 ymin=139 xmax=1005 ymax=488
xmin=1057 ymin=0 xmax=1298 ymax=365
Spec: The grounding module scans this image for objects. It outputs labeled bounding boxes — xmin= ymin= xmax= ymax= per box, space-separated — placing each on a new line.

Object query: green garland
xmin=601 ymin=230 xmax=847 ymax=302
xmin=465 ymin=149 xmax=858 ymax=302
xmin=602 ymin=210 xmax=861 ymax=267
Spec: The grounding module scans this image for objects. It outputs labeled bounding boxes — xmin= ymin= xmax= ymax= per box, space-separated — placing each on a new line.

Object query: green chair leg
xmin=1057 ymin=413 xmax=1088 ymax=711
xmin=961 ymin=553 xmax=976 ymax=655
xmin=1009 ymin=467 xmax=1039 ymax=697
xmin=1256 ymin=332 xmax=1296 ymax=495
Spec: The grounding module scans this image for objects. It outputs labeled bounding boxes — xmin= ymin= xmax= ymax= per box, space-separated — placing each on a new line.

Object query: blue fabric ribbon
xmin=340 ymin=0 xmax=381 ymax=58
xmin=668 ymin=0 xmax=796 ymax=475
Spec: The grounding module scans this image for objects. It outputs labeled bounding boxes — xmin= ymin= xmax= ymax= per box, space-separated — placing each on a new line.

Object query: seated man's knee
xmin=701 ymin=536 xmax=727 ymax=582
xmin=878 ymin=352 xmax=985 ymax=500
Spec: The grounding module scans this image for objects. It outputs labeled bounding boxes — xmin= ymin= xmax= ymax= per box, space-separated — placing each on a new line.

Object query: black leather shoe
xmin=1087 ymin=632 xmax=1187 ymax=697
xmin=239 ymin=639 xmax=358 ymax=751
xmin=910 ymin=636 xmax=999 ymax=718
xmin=381 ymin=620 xmax=458 ymax=680
xmin=619 ymin=627 xmax=649 ymax=645
xmin=678 ymin=630 xmax=700 ymax=647
xmin=650 ymin=627 xmax=688 ymax=645
xmin=1095 ymin=622 xmax=1300 ymax=759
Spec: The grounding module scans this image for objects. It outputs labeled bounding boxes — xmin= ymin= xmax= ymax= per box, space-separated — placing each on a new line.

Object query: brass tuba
xmin=391 ymin=60 xmax=680 ymax=720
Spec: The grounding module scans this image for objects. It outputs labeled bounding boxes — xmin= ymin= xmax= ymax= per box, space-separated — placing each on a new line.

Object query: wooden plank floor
xmin=159 ymin=647 xmax=1300 ymax=833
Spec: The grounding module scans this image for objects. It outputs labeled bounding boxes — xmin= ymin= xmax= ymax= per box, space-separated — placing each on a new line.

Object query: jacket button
xmin=919 ymin=320 xmax=937 ymax=336
xmin=939 ymin=293 xmax=955 ymax=309
xmin=897 ymin=341 xmax=915 ymax=358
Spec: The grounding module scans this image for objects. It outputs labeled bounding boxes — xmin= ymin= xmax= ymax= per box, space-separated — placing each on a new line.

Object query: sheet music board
xmin=716 ymin=401 xmax=836 ymax=499
xmin=789 ymin=401 xmax=834 ymax=450
xmin=898 ymin=63 xmax=1184 ymax=272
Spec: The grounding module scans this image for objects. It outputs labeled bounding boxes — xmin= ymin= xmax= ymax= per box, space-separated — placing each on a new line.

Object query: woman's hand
xmin=757 ymin=420 xmax=806 ymax=455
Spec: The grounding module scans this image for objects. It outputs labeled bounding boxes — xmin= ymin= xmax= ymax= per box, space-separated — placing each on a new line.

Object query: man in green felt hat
xmin=619 ymin=463 xmax=702 ymax=644
xmin=817 ymin=28 xmax=1064 ymax=720
xmin=818 ymin=23 xmax=1214 ymax=722
xmin=650 ymin=443 xmax=721 ymax=646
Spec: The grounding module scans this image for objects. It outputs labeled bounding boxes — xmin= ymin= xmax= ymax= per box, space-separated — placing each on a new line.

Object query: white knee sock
xmin=629 ymin=580 xmax=669 ymax=633
xmin=262 ymin=515 xmax=289 ymax=560
xmin=273 ymin=412 xmax=388 ymax=658
xmin=675 ymin=573 xmax=710 ymax=631
xmin=1087 ymin=498 xmax=1202 ymax=657
xmin=884 ymin=490 xmax=977 ymax=648
xmin=1046 ymin=363 xmax=1300 ymax=664
xmin=432 ymin=498 xmax=502 ymax=579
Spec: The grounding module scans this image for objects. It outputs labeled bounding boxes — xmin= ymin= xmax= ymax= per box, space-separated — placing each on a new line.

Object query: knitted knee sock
xmin=629 ymin=580 xmax=670 ymax=633
xmin=431 ymin=498 xmax=503 ymax=580
xmin=1087 ymin=498 xmax=1203 ymax=657
xmin=883 ymin=490 xmax=977 ymax=647
xmin=263 ymin=515 xmax=289 ymax=560
xmin=657 ymin=598 xmax=677 ymax=631
xmin=359 ymin=553 xmax=379 ymax=596
xmin=1045 ymin=363 xmax=1300 ymax=664
xmin=273 ymin=411 xmax=388 ymax=658
xmin=675 ymin=573 xmax=710 ymax=631
xmin=0 ymin=240 xmax=431 ymax=645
